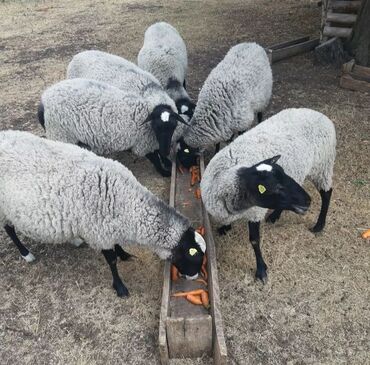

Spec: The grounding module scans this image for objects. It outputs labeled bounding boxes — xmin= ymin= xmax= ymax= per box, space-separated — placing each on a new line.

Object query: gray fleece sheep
xmin=183 ymin=42 xmax=272 ymax=152
xmin=201 ymin=108 xmax=336 ymax=282
xmin=138 ymin=22 xmax=195 ymax=118
xmin=39 ymin=78 xmax=187 ymax=177
xmin=0 ymin=130 xmax=206 ymax=297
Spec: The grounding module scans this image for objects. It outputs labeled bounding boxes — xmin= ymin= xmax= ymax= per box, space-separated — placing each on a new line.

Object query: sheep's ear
xmin=260 ymin=155 xmax=281 ymax=166
xmin=140 ymin=114 xmax=152 ymax=126
xmin=173 ymin=112 xmax=190 ymax=126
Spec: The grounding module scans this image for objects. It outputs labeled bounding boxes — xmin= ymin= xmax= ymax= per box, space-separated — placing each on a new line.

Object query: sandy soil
xmin=0 ymin=0 xmax=369 ymax=364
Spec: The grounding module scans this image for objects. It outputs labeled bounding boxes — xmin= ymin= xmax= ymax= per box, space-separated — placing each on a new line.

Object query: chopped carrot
xmin=186 ymin=294 xmax=203 ymax=305
xmin=196 ymin=226 xmax=205 ymax=236
xmin=172 ymin=289 xmax=206 ymax=297
xmin=190 ymin=166 xmax=200 ymax=186
xmin=201 ymin=266 xmax=208 ymax=281
xmin=171 ymin=265 xmax=179 ymax=281
xmin=362 ymin=229 xmax=370 ymax=239
xmin=202 ymin=254 xmax=207 ymax=267
xmin=195 ymin=188 xmax=201 ymax=199
xmin=201 ymin=291 xmax=210 ymax=309
xmin=196 ymin=278 xmax=208 ymax=286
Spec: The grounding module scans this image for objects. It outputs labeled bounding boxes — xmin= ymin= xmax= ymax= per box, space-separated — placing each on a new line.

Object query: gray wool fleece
xmin=0 ymin=131 xmax=190 ymax=258
xmin=184 ymin=42 xmax=273 ymax=149
xmin=67 ymin=50 xmax=177 ymax=112
xmin=137 ymin=22 xmax=190 ymax=103
xmin=42 ymin=78 xmax=161 ymax=157
xmin=200 ymin=108 xmax=336 ymax=224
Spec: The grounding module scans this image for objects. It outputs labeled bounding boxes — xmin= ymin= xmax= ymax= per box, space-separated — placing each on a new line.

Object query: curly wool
xmin=0 ymin=131 xmax=190 ymax=257
xmin=138 ymin=22 xmax=190 ymax=103
xmin=200 ymin=108 xmax=336 ymax=224
xmin=184 ymin=42 xmax=272 ymax=149
xmin=67 ymin=50 xmax=177 ymax=112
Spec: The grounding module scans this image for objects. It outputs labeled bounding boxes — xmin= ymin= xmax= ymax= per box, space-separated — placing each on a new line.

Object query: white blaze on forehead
xmin=185 ymin=273 xmax=199 ymax=280
xmin=194 ymin=231 xmax=206 ymax=253
xmin=256 ymin=163 xmax=272 ymax=172
xmin=161 ymin=111 xmax=170 ymax=122
xmin=181 ymin=105 xmax=189 ymax=113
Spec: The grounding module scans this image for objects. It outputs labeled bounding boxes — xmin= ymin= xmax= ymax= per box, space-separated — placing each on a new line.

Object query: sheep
xmin=182 ymin=42 xmax=273 ymax=155
xmin=39 ymin=78 xmax=188 ymax=177
xmin=138 ymin=22 xmax=195 ymax=119
xmin=200 ymin=108 xmax=336 ymax=282
xmin=0 ymin=130 xmax=206 ymax=297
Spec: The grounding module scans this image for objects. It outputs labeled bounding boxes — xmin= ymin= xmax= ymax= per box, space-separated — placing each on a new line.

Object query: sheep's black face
xmin=177 ymin=138 xmax=199 ymax=168
xmin=149 ymin=105 xmax=189 ymax=158
xmin=176 ymin=99 xmax=196 ymax=119
xmin=172 ymin=229 xmax=205 ymax=279
xmin=237 ymin=155 xmax=311 ymax=214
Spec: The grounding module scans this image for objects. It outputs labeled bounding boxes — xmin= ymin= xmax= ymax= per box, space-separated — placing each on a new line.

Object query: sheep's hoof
xmin=310 ymin=224 xmax=324 ymax=234
xmin=114 ymin=283 xmax=129 ymax=298
xmin=255 ymin=269 xmax=268 ymax=284
xmin=217 ymin=224 xmax=232 ymax=236
xmin=118 ymin=252 xmax=137 ymax=261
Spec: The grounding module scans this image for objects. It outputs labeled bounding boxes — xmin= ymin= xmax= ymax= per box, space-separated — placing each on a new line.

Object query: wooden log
xmin=315 ymin=37 xmax=347 ymax=66
xmin=327 ymin=12 xmax=357 ymax=24
xmin=268 ymin=36 xmax=310 ymax=50
xmin=267 ymin=38 xmax=320 ymax=64
xmin=330 ymin=1 xmax=362 ymax=12
xmin=200 ymin=156 xmax=228 ymax=365
xmin=342 ymin=59 xmax=356 ymax=73
xmin=340 ymin=73 xmax=370 ymax=92
xmin=323 ymin=25 xmax=352 ymax=38
xmin=352 ymin=64 xmax=370 ymax=78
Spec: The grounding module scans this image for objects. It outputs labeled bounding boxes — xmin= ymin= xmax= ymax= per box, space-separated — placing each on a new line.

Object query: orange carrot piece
xmin=195 ymin=188 xmax=201 ymax=199
xmin=186 ymin=294 xmax=203 ymax=305
xmin=201 ymin=291 xmax=210 ymax=308
xmin=196 ymin=278 xmax=208 ymax=286
xmin=201 ymin=266 xmax=208 ymax=281
xmin=362 ymin=229 xmax=370 ymax=239
xmin=171 ymin=265 xmax=179 ymax=281
xmin=196 ymin=226 xmax=205 ymax=236
xmin=172 ymin=289 xmax=206 ymax=297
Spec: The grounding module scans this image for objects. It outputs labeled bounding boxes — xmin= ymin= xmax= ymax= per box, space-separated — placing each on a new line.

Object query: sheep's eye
xmin=184 ymin=149 xmax=189 ymax=153
xmin=189 ymin=248 xmax=198 ymax=256
xmin=258 ymin=184 xmax=266 ymax=194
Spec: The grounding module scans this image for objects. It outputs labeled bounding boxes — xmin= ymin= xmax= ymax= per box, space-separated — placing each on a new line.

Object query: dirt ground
xmin=0 ymin=0 xmax=369 ymax=364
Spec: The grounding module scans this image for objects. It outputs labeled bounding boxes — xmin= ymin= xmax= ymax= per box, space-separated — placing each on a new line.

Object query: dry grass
xmin=0 ymin=0 xmax=369 ymax=364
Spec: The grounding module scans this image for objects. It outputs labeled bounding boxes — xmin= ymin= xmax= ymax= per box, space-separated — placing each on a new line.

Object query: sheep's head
xmin=176 ymin=137 xmax=199 ymax=168
xmin=171 ymin=228 xmax=205 ymax=280
xmin=144 ymin=104 xmax=189 ymax=158
xmin=176 ymin=98 xmax=196 ymax=119
xmin=237 ymin=155 xmax=311 ymax=214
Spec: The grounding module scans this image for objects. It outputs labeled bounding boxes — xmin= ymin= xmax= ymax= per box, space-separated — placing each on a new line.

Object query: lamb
xmin=138 ymin=22 xmax=195 ymax=119
xmin=182 ymin=42 xmax=273 ymax=154
xmin=39 ymin=78 xmax=188 ymax=177
xmin=0 ymin=130 xmax=206 ymax=297
xmin=200 ymin=108 xmax=336 ymax=282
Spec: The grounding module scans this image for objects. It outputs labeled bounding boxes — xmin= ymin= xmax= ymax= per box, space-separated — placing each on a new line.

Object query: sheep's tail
xmin=37 ymin=102 xmax=45 ymax=130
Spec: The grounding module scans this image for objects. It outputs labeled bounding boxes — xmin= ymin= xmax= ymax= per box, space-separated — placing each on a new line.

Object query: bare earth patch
xmin=0 ymin=1 xmax=369 ymax=364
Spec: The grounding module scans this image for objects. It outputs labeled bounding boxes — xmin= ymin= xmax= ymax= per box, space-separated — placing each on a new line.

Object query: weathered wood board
xmin=265 ymin=37 xmax=320 ymax=64
xmin=340 ymin=59 xmax=370 ymax=93
xmin=159 ymin=156 xmax=227 ymax=364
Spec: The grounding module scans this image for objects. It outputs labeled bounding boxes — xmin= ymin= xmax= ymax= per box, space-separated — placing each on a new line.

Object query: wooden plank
xmin=159 ymin=161 xmax=177 ymax=365
xmin=330 ymin=1 xmax=361 ymax=12
xmin=352 ymin=64 xmax=370 ymax=79
xmin=268 ymin=36 xmax=310 ymax=50
xmin=200 ymin=156 xmax=228 ymax=365
xmin=340 ymin=73 xmax=370 ymax=93
xmin=269 ymin=38 xmax=320 ymax=63
xmin=323 ymin=25 xmax=352 ymax=38
xmin=327 ymin=12 xmax=357 ymax=23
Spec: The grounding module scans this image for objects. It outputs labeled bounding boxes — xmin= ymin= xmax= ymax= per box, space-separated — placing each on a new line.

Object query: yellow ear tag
xmin=189 ymin=248 xmax=198 ymax=256
xmin=258 ymin=184 xmax=266 ymax=194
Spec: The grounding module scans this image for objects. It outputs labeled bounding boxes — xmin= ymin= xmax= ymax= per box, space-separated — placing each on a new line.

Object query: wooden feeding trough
xmin=265 ymin=36 xmax=320 ymax=64
xmin=159 ymin=156 xmax=227 ymax=364
xmin=340 ymin=59 xmax=370 ymax=93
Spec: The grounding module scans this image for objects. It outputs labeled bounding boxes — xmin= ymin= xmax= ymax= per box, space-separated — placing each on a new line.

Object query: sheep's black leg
xmin=114 ymin=244 xmax=135 ymax=261
xmin=217 ymin=224 xmax=232 ymax=235
xmin=146 ymin=151 xmax=171 ymax=177
xmin=248 ymin=221 xmax=267 ymax=282
xmin=77 ymin=141 xmax=91 ymax=150
xmin=266 ymin=209 xmax=283 ymax=224
xmin=257 ymin=112 xmax=263 ymax=124
xmin=102 ymin=249 xmax=129 ymax=297
xmin=159 ymin=154 xmax=172 ymax=170
xmin=183 ymin=79 xmax=187 ymax=90
xmin=215 ymin=143 xmax=220 ymax=154
xmin=311 ymin=188 xmax=332 ymax=233
xmin=4 ymin=225 xmax=35 ymax=262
